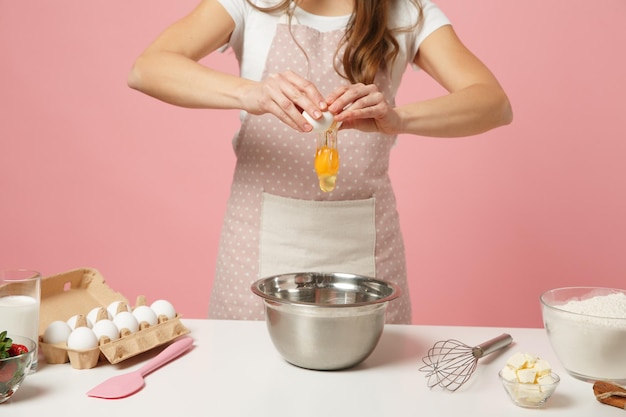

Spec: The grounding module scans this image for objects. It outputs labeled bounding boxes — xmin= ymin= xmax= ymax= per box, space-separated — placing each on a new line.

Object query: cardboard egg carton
xmin=38 ymin=267 xmax=190 ymax=369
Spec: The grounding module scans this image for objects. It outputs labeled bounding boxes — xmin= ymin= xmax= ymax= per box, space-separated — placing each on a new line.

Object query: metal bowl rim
xmin=251 ymin=272 xmax=400 ymax=308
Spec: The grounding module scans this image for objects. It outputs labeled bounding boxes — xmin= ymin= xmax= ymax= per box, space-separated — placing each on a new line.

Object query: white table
xmin=3 ymin=319 xmax=621 ymax=416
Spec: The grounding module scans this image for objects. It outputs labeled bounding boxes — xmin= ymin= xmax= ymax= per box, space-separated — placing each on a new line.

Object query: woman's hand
xmin=240 ymin=70 xmax=329 ymax=132
xmin=325 ymin=83 xmax=400 ymax=135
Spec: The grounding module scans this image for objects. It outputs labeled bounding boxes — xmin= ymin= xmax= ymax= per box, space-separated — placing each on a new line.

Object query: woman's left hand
xmin=325 ymin=83 xmax=399 ymax=134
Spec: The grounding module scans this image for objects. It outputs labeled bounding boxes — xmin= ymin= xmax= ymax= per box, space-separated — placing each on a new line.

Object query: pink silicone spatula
xmin=86 ymin=336 xmax=194 ymax=399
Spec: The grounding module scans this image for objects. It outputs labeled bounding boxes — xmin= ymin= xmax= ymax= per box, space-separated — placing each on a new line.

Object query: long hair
xmin=245 ymin=0 xmax=423 ymax=84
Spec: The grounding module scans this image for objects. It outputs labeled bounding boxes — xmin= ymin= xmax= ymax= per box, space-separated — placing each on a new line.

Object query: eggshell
xmin=302 ymin=110 xmax=334 ymax=133
xmin=132 ymin=305 xmax=158 ymax=326
xmin=150 ymin=299 xmax=177 ymax=320
xmin=87 ymin=307 xmax=111 ymax=325
xmin=67 ymin=327 xmax=99 ymax=351
xmin=107 ymin=300 xmax=131 ymax=318
xmin=92 ymin=319 xmax=120 ymax=342
xmin=43 ymin=320 xmax=72 ymax=344
xmin=67 ymin=314 xmax=92 ymax=329
xmin=113 ymin=311 xmax=139 ymax=334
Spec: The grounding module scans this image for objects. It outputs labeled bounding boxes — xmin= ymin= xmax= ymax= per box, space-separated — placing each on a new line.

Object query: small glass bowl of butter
xmin=499 ymin=352 xmax=560 ymax=408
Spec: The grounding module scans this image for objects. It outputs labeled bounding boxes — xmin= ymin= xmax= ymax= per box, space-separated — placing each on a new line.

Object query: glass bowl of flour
xmin=540 ymin=287 xmax=626 ymax=384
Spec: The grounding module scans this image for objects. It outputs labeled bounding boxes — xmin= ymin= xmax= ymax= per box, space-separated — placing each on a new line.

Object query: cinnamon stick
xmin=593 ymin=381 xmax=626 ymax=410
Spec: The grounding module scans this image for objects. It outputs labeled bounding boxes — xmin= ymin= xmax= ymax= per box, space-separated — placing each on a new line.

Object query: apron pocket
xmin=259 ymin=193 xmax=376 ymax=278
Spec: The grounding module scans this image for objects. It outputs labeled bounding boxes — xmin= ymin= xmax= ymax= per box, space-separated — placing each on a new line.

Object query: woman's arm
xmin=398 ymin=24 xmax=513 ymax=137
xmin=127 ymin=0 xmax=328 ymax=132
xmin=127 ymin=0 xmax=246 ymax=109
xmin=328 ymin=25 xmax=513 ymax=137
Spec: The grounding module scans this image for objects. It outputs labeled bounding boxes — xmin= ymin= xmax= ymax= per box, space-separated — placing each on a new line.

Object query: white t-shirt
xmin=217 ymin=0 xmax=450 ymax=96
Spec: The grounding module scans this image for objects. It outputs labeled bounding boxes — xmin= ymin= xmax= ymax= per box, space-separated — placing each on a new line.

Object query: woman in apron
xmin=128 ymin=0 xmax=512 ymax=324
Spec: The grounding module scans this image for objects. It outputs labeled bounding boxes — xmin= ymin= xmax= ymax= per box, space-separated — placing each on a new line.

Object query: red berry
xmin=8 ymin=344 xmax=29 ymax=357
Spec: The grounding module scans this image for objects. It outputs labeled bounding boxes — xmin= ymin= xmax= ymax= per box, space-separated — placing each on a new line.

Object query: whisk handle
xmin=472 ymin=333 xmax=513 ymax=358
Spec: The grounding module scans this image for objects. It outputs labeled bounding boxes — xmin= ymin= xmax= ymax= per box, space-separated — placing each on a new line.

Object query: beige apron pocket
xmin=259 ymin=193 xmax=376 ymax=278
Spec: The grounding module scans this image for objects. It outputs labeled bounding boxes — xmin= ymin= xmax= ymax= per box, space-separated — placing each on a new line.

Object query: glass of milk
xmin=0 ymin=269 xmax=41 ymax=373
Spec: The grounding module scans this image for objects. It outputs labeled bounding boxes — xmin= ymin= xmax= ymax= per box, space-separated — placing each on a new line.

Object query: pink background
xmin=2 ymin=1 xmax=625 ymax=328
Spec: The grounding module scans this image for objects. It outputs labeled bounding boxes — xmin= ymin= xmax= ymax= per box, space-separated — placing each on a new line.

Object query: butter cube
xmin=517 ymin=368 xmax=537 ymax=384
xmin=537 ymin=373 xmax=555 ymax=388
xmin=506 ymin=352 xmax=528 ymax=370
xmin=501 ymin=365 xmax=518 ymax=382
xmin=524 ymin=352 xmax=539 ymax=367
xmin=534 ymin=359 xmax=551 ymax=377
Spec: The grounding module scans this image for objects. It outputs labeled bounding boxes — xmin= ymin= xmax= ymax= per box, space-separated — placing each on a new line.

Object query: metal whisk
xmin=419 ymin=333 xmax=513 ymax=392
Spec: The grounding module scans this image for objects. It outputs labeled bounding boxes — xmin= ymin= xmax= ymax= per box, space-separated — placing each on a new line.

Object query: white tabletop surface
xmin=2 ymin=319 xmax=621 ymax=416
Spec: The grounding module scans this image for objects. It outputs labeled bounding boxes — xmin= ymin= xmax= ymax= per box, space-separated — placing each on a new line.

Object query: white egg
xmin=302 ymin=110 xmax=334 ymax=133
xmin=150 ymin=299 xmax=177 ymax=320
xmin=67 ymin=314 xmax=92 ymax=329
xmin=92 ymin=319 xmax=120 ymax=342
xmin=87 ymin=307 xmax=111 ymax=325
xmin=67 ymin=327 xmax=99 ymax=351
xmin=43 ymin=320 xmax=72 ymax=344
xmin=132 ymin=305 xmax=158 ymax=326
xmin=107 ymin=300 xmax=131 ymax=318
xmin=113 ymin=311 xmax=139 ymax=334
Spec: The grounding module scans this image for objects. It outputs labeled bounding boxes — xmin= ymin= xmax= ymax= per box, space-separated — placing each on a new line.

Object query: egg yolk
xmin=314 ymin=145 xmax=339 ymax=192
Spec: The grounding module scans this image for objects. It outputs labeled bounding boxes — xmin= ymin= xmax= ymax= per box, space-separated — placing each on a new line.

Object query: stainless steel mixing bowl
xmin=251 ymin=272 xmax=400 ymax=370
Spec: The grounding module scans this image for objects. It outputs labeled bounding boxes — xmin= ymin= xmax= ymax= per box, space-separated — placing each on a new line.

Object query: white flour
xmin=543 ymin=291 xmax=626 ymax=382
xmin=559 ymin=292 xmax=626 ymax=322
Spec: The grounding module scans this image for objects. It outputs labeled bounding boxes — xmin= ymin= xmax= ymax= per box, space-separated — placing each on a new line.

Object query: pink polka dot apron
xmin=209 ymin=17 xmax=412 ymax=324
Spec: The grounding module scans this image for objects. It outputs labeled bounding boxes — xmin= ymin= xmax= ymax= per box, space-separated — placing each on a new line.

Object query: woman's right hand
xmin=240 ymin=70 xmax=328 ymax=133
